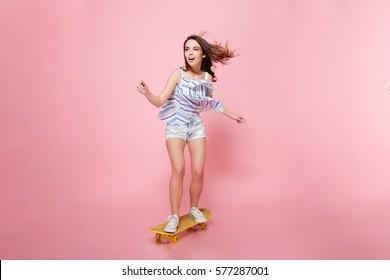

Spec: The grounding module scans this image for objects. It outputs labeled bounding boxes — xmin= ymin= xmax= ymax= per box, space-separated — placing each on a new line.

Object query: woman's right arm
xmin=136 ymin=69 xmax=181 ymax=108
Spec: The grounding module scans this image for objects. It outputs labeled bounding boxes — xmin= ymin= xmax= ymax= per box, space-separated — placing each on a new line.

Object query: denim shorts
xmin=165 ymin=117 xmax=206 ymax=142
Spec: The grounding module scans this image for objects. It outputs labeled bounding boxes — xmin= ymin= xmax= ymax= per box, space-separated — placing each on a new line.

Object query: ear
xmin=202 ymin=55 xmax=206 ymax=58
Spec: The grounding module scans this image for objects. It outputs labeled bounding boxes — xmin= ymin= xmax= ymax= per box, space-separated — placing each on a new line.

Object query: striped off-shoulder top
xmin=158 ymin=69 xmax=225 ymax=125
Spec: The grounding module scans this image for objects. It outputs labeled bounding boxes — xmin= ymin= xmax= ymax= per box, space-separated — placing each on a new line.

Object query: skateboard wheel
xmin=201 ymin=223 xmax=207 ymax=230
xmin=172 ymin=236 xmax=178 ymax=243
xmin=155 ymin=233 xmax=161 ymax=240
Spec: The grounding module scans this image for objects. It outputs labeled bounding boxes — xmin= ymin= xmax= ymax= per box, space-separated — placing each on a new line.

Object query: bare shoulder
xmin=167 ymin=68 xmax=181 ymax=84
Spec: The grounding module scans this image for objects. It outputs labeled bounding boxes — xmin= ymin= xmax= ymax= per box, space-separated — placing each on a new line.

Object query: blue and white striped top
xmin=158 ymin=69 xmax=224 ymax=125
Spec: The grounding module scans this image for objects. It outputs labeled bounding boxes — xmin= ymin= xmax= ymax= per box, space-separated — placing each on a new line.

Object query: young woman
xmin=136 ymin=34 xmax=244 ymax=233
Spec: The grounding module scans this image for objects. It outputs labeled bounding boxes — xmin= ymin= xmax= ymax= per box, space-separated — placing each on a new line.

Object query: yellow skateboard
xmin=148 ymin=208 xmax=212 ymax=243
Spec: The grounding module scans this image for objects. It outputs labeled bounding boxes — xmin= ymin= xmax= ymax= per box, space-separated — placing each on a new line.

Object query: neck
xmin=189 ymin=65 xmax=202 ymax=75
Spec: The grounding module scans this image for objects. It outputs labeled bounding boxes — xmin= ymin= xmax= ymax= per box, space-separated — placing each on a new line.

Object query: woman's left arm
xmin=222 ymin=108 xmax=245 ymax=123
xmin=204 ymin=75 xmax=244 ymax=123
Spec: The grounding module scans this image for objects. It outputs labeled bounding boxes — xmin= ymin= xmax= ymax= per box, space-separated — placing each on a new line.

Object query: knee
xmin=192 ymin=169 xmax=204 ymax=181
xmin=171 ymin=165 xmax=185 ymax=179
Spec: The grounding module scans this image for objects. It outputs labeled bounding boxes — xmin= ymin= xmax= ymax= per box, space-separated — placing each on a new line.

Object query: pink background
xmin=1 ymin=0 xmax=390 ymax=259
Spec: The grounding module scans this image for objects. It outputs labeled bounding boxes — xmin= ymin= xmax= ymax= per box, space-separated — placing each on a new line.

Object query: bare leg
xmin=166 ymin=138 xmax=186 ymax=215
xmin=188 ymin=137 xmax=206 ymax=208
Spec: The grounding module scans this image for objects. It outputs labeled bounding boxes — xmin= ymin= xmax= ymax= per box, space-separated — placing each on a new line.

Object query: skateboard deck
xmin=148 ymin=208 xmax=212 ymax=243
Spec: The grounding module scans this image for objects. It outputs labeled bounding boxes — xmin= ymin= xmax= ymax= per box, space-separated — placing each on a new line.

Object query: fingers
xmin=136 ymin=80 xmax=146 ymax=93
xmin=236 ymin=116 xmax=245 ymax=124
xmin=136 ymin=80 xmax=144 ymax=89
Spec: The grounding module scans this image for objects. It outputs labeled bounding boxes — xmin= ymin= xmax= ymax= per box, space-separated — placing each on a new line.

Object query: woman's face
xmin=184 ymin=39 xmax=204 ymax=68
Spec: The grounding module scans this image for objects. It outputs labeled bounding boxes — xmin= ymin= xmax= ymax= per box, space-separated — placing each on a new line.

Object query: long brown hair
xmin=182 ymin=33 xmax=236 ymax=82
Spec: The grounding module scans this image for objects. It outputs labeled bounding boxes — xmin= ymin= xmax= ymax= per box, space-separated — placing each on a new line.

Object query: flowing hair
xmin=182 ymin=32 xmax=236 ymax=82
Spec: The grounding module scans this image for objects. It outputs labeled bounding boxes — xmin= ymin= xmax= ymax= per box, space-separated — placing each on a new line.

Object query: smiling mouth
xmin=188 ymin=58 xmax=195 ymax=62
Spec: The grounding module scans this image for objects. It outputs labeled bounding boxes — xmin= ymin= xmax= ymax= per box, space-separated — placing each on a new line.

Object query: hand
xmin=231 ymin=114 xmax=245 ymax=124
xmin=222 ymin=108 xmax=245 ymax=124
xmin=136 ymin=80 xmax=150 ymax=95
